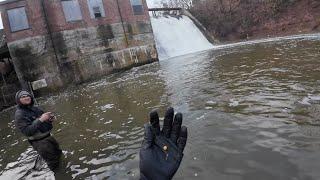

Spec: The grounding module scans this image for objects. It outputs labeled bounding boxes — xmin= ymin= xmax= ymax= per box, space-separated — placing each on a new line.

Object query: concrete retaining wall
xmin=181 ymin=9 xmax=217 ymax=44
xmin=8 ymin=21 xmax=157 ymax=93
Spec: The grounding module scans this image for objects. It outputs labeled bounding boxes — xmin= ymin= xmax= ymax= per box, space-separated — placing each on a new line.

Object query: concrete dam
xmin=147 ymin=0 xmax=214 ymax=60
xmin=150 ymin=14 xmax=214 ymax=60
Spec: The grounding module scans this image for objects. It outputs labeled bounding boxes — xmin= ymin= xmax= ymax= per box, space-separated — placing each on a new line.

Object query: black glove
xmin=140 ymin=107 xmax=188 ymax=180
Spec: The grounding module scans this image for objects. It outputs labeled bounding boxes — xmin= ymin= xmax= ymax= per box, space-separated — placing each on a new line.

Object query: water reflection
xmin=1 ymin=36 xmax=320 ymax=179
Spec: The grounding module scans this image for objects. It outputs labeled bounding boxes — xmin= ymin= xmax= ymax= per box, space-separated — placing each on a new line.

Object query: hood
xmin=15 ymin=90 xmax=34 ymax=107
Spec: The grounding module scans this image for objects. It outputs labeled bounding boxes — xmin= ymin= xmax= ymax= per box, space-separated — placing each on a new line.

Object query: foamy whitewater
xmin=146 ymin=0 xmax=213 ymax=59
xmin=150 ymin=15 xmax=213 ymax=59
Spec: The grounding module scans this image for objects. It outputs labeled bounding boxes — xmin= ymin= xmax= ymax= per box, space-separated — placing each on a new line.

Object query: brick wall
xmin=0 ymin=0 xmax=158 ymax=94
xmin=1 ymin=0 xmax=152 ymax=42
xmin=0 ymin=0 xmax=47 ymax=43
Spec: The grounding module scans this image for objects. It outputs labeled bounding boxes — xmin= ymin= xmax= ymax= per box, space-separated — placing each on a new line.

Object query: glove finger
xmin=177 ymin=126 xmax=188 ymax=152
xmin=142 ymin=124 xmax=154 ymax=149
xmin=150 ymin=110 xmax=160 ymax=135
xmin=161 ymin=107 xmax=174 ymax=138
xmin=170 ymin=112 xmax=182 ymax=143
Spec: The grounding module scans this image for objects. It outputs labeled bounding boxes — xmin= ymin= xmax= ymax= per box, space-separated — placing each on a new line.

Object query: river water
xmin=1 ymin=36 xmax=320 ymax=179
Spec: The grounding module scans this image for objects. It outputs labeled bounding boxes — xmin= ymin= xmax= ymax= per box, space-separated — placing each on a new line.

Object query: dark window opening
xmin=132 ymin=5 xmax=144 ymax=15
xmin=130 ymin=0 xmax=144 ymax=15
xmin=87 ymin=0 xmax=105 ymax=19
xmin=93 ymin=6 xmax=102 ymax=18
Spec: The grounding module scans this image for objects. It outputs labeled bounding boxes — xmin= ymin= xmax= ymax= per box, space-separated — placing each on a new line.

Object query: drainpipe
xmin=115 ymin=0 xmax=129 ymax=47
xmin=1 ymin=86 xmax=7 ymax=105
xmin=1 ymin=72 xmax=6 ymax=86
xmin=40 ymin=0 xmax=59 ymax=64
xmin=1 ymin=73 xmax=8 ymax=105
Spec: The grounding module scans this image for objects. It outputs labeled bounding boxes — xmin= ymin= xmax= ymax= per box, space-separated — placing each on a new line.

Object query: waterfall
xmin=147 ymin=0 xmax=213 ymax=59
xmin=150 ymin=15 xmax=213 ymax=60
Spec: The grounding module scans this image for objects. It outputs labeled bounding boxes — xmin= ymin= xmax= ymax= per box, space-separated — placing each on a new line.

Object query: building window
xmin=130 ymin=0 xmax=144 ymax=15
xmin=7 ymin=7 xmax=29 ymax=32
xmin=61 ymin=0 xmax=83 ymax=22
xmin=92 ymin=6 xmax=102 ymax=18
xmin=87 ymin=0 xmax=105 ymax=19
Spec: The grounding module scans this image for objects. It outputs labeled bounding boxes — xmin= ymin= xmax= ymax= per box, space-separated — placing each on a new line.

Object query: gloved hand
xmin=140 ymin=107 xmax=188 ymax=180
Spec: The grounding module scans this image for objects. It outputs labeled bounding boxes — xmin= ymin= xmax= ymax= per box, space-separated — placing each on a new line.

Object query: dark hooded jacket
xmin=14 ymin=90 xmax=52 ymax=138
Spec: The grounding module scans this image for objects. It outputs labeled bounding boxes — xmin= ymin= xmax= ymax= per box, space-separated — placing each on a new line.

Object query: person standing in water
xmin=14 ymin=90 xmax=62 ymax=171
xmin=14 ymin=90 xmax=187 ymax=178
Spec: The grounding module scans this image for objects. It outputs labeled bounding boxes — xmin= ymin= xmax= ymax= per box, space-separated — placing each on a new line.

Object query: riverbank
xmin=190 ymin=0 xmax=320 ymax=42
xmin=231 ymin=0 xmax=320 ymax=42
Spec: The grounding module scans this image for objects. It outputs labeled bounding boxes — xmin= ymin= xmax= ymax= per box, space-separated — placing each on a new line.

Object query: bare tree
xmin=161 ymin=0 xmax=193 ymax=9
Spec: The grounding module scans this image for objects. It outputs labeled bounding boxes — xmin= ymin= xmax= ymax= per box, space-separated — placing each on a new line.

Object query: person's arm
xmin=35 ymin=109 xmax=53 ymax=133
xmin=140 ymin=107 xmax=188 ymax=180
xmin=37 ymin=112 xmax=54 ymax=133
xmin=15 ymin=115 xmax=42 ymax=137
xmin=38 ymin=121 xmax=53 ymax=133
xmin=15 ymin=112 xmax=52 ymax=136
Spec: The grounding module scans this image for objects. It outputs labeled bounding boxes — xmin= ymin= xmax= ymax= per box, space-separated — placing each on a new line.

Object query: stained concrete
xmin=8 ymin=22 xmax=158 ymax=94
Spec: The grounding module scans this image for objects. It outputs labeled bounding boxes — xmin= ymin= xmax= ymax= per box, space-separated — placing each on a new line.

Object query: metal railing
xmin=148 ymin=8 xmax=182 ymax=11
xmin=148 ymin=8 xmax=182 ymax=17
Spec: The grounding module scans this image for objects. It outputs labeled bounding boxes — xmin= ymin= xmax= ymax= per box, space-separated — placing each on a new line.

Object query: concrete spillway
xmin=150 ymin=15 xmax=214 ymax=60
xmin=146 ymin=0 xmax=213 ymax=59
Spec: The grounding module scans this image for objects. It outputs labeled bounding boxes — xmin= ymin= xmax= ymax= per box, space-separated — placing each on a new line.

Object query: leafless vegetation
xmin=160 ymin=0 xmax=193 ymax=9
xmin=190 ymin=0 xmax=298 ymax=38
xmin=165 ymin=0 xmax=299 ymax=39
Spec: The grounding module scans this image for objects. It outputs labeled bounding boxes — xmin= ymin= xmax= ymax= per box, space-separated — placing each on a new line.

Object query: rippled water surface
xmin=1 ymin=36 xmax=320 ymax=179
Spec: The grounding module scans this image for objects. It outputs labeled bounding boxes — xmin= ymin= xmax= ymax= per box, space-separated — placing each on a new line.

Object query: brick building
xmin=0 ymin=0 xmax=158 ymax=93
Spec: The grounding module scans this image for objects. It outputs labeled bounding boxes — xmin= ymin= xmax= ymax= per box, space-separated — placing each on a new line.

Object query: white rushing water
xmin=150 ymin=15 xmax=214 ymax=60
xmin=147 ymin=0 xmax=213 ymax=59
xmin=145 ymin=1 xmax=320 ymax=60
